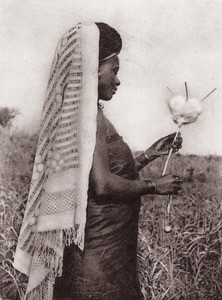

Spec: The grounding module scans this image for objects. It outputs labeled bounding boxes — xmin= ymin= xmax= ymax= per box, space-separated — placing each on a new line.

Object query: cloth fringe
xmin=21 ymin=227 xmax=78 ymax=253
xmin=25 ymin=228 xmax=78 ymax=299
xmin=26 ymin=273 xmax=55 ymax=300
xmin=35 ymin=228 xmax=77 ymax=247
xmin=20 ymin=228 xmax=78 ymax=276
xmin=25 ymin=228 xmax=77 ymax=300
xmin=35 ymin=246 xmax=63 ymax=275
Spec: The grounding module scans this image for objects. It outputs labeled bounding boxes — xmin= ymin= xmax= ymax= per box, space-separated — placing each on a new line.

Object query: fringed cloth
xmin=13 ymin=22 xmax=99 ymax=299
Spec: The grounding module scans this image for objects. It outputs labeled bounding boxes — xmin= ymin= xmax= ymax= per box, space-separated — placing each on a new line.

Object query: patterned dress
xmin=54 ymin=119 xmax=143 ymax=300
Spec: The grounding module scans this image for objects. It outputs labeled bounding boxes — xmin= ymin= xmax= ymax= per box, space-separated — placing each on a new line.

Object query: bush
xmin=0 ymin=108 xmax=19 ymax=128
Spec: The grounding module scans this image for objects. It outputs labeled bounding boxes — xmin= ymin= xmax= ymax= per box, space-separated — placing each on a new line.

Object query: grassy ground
xmin=138 ymin=153 xmax=222 ymax=299
xmin=0 ymin=128 xmax=222 ymax=299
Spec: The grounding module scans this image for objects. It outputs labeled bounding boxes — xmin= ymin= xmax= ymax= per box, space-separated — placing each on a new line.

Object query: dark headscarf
xmin=95 ymin=22 xmax=122 ymax=62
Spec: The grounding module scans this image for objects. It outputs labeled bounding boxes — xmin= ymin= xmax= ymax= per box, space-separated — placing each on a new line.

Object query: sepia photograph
xmin=0 ymin=0 xmax=222 ymax=299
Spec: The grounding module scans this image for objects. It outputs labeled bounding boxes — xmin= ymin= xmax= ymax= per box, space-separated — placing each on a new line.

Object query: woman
xmin=14 ymin=22 xmax=182 ymax=300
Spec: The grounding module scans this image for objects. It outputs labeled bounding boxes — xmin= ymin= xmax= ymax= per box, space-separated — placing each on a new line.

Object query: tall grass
xmin=138 ymin=153 xmax=222 ymax=299
xmin=0 ymin=128 xmax=37 ymax=299
xmin=0 ymin=128 xmax=222 ymax=299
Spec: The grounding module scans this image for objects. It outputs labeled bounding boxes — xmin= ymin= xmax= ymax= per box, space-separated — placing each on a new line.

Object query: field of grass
xmin=0 ymin=128 xmax=222 ymax=299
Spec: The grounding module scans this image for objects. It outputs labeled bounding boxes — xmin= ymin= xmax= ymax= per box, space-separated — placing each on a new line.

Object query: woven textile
xmin=40 ymin=189 xmax=76 ymax=215
xmin=13 ymin=22 xmax=99 ymax=299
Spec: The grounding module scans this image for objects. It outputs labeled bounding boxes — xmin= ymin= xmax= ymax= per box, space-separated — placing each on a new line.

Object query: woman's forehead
xmin=103 ymin=56 xmax=119 ymax=67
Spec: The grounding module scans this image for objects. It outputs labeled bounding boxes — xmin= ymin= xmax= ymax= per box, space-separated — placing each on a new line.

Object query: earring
xmin=98 ymin=101 xmax=104 ymax=110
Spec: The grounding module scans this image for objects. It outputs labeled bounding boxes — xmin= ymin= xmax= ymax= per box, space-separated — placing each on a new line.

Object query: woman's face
xmin=98 ymin=56 xmax=120 ymax=101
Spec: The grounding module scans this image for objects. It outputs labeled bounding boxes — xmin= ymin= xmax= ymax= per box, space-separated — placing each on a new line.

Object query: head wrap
xmin=13 ymin=22 xmax=101 ymax=299
xmin=96 ymin=22 xmax=122 ymax=62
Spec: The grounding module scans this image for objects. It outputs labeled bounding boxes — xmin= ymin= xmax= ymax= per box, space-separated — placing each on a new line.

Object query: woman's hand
xmin=145 ymin=132 xmax=182 ymax=158
xmin=153 ymin=174 xmax=183 ymax=195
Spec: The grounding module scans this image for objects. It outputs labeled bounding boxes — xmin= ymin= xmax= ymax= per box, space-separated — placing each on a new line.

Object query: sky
xmin=0 ymin=0 xmax=222 ymax=155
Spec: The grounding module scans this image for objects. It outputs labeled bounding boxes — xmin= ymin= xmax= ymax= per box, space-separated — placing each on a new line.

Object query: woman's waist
xmin=86 ymin=195 xmax=141 ymax=227
xmin=85 ymin=197 xmax=140 ymax=245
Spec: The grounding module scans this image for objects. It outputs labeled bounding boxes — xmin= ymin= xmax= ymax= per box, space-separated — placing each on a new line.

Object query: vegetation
xmin=0 ymin=126 xmax=221 ymax=299
xmin=0 ymin=108 xmax=19 ymax=128
xmin=138 ymin=153 xmax=222 ymax=299
xmin=0 ymin=128 xmax=37 ymax=299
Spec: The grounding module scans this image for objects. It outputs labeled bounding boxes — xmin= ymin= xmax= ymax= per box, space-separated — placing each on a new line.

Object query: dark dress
xmin=54 ymin=130 xmax=143 ymax=300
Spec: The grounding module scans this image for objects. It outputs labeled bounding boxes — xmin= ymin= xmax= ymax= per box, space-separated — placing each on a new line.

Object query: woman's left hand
xmin=145 ymin=132 xmax=182 ymax=158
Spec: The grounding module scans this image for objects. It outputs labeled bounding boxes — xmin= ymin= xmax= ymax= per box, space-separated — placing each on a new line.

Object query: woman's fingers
xmin=171 ymin=135 xmax=183 ymax=152
xmin=173 ymin=175 xmax=183 ymax=183
xmin=156 ymin=132 xmax=183 ymax=155
xmin=154 ymin=174 xmax=183 ymax=195
xmin=167 ymin=132 xmax=178 ymax=143
xmin=163 ymin=132 xmax=183 ymax=153
xmin=172 ymin=175 xmax=183 ymax=193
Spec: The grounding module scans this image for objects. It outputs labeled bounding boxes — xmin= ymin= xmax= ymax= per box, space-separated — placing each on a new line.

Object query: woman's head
xmin=96 ymin=22 xmax=122 ymax=100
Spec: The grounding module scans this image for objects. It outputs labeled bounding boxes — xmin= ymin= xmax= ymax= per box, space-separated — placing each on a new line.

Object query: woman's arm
xmin=90 ymin=110 xmax=182 ymax=198
xmin=134 ymin=151 xmax=158 ymax=172
xmin=134 ymin=133 xmax=183 ymax=172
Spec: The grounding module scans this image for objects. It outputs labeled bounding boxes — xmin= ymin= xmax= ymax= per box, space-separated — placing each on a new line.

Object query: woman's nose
xmin=116 ymin=76 xmax=121 ymax=86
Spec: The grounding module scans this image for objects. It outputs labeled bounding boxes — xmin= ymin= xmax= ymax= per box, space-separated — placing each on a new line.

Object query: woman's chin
xmin=100 ymin=94 xmax=113 ymax=101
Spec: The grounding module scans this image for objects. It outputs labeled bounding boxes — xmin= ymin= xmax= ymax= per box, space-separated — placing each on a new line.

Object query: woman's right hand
xmin=153 ymin=174 xmax=183 ymax=195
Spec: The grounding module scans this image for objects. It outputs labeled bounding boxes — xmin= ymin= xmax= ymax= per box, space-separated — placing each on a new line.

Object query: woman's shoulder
xmin=98 ymin=109 xmax=118 ymax=137
xmin=103 ymin=115 xmax=118 ymax=137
